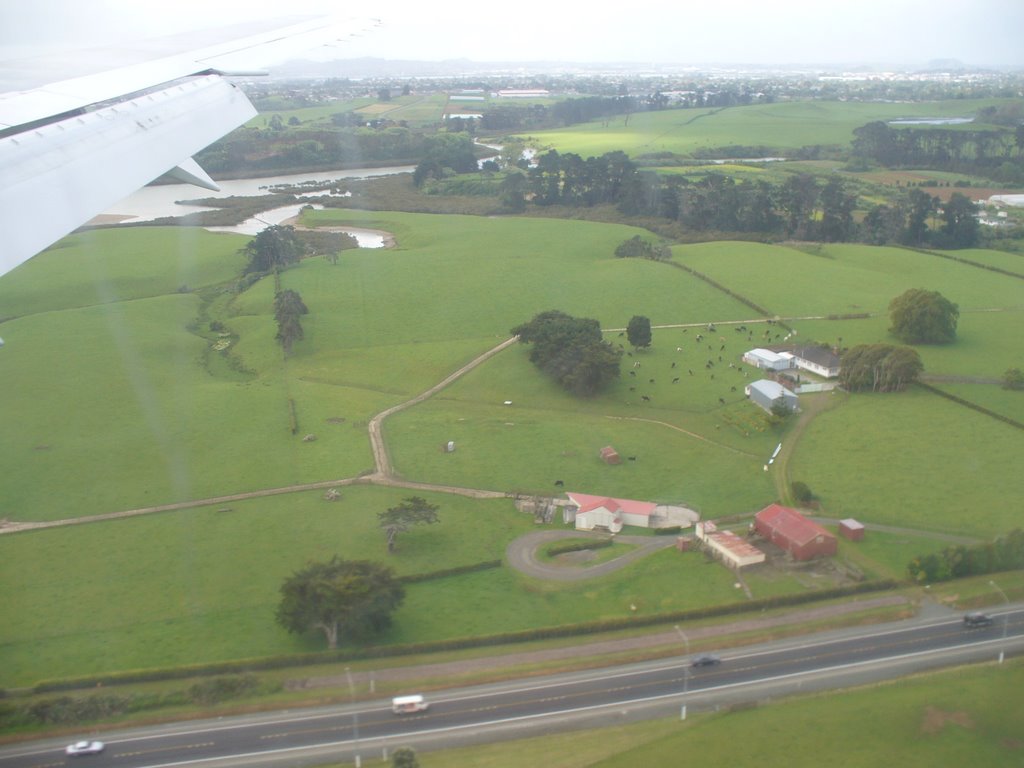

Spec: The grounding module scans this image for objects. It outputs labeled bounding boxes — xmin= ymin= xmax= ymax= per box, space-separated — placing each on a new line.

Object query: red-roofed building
xmin=564 ymin=492 xmax=658 ymax=533
xmin=754 ymin=504 xmax=837 ymax=561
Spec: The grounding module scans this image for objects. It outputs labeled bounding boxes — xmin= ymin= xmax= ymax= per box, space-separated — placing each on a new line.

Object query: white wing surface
xmin=0 ymin=15 xmax=378 ymax=278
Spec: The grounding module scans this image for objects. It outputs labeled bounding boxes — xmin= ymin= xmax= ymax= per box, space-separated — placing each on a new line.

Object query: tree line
xmin=852 ymin=121 xmax=1024 ymax=184
xmin=510 ymin=149 xmax=980 ymax=248
xmin=907 ymin=528 xmax=1024 ymax=583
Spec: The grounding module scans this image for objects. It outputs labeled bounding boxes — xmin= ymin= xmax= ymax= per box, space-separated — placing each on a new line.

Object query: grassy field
xmin=517 ymin=99 xmax=1022 ymax=159
xmin=1 ymin=207 xmax=1022 ymax=687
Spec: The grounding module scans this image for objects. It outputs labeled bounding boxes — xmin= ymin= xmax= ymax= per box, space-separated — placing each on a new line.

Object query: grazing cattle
xmin=720 ymin=344 xmax=726 ymax=351
xmin=672 ymin=377 xmax=680 ymax=383
xmin=629 ymin=386 xmax=636 ymax=391
xmin=688 ymin=369 xmax=694 ymax=375
xmin=554 ymin=480 xmax=564 ymax=487
xmin=671 ymin=362 xmax=676 ymax=368
xmin=718 ymin=355 xmax=722 ymax=362
xmin=618 ymin=332 xmax=624 ymax=336
xmin=676 ymin=346 xmax=683 ymax=352
xmin=641 ymin=396 xmax=650 ymax=402
xmin=710 ymin=373 xmax=715 ymax=379
xmin=719 ymin=397 xmax=725 ymax=405
xmin=633 ymin=361 xmax=640 ymax=368
xmin=627 ymin=351 xmax=633 ymax=356
xmin=649 ymin=378 xmax=655 ymax=384
xmin=627 ymin=456 xmax=637 ymax=461
xmin=731 ymin=386 xmax=737 ymax=392
xmin=629 ymin=370 xmax=636 ymax=376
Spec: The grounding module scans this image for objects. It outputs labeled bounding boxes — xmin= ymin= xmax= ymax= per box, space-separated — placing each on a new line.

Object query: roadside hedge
xmin=25 ymin=578 xmax=899 ymax=696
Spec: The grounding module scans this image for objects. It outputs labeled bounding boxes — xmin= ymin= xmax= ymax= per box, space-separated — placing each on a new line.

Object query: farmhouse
xmin=695 ymin=521 xmax=766 ymax=569
xmin=745 ymin=379 xmax=798 ymax=413
xmin=793 ymin=345 xmax=841 ymax=378
xmin=742 ymin=348 xmax=793 ymax=371
xmin=564 ymin=492 xmax=656 ymax=533
xmin=754 ymin=504 xmax=837 ymax=561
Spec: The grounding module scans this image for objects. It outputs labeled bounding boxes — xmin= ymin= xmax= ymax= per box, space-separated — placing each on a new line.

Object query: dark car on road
xmin=691 ymin=654 xmax=722 ymax=667
xmin=963 ymin=612 xmax=994 ymax=628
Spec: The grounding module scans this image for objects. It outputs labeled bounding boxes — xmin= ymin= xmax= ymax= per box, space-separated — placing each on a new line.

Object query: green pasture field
xmin=788 ymin=388 xmax=1024 ymax=536
xmin=671 ymin=241 xmax=1024 ymax=320
xmin=794 ymin=309 xmax=1024 ymax=382
xmin=936 ymin=247 xmax=1024 ymax=274
xmin=356 ymin=94 xmax=449 ymax=124
xmin=0 ymin=487 xmax=533 ymax=688
xmin=519 ymin=99 xmax=1017 ymax=159
xmin=927 ymin=382 xmax=1024 ymax=425
xmin=245 ymin=99 xmax=375 ymax=129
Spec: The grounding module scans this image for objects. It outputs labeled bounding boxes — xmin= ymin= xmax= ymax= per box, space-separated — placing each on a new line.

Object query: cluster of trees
xmin=511 ymin=310 xmax=622 ymax=397
xmin=274 ymin=289 xmax=308 ymax=356
xmin=242 ymin=225 xmax=304 ymax=274
xmin=614 ymin=235 xmax=670 ymax=261
xmin=888 ymin=288 xmax=959 ymax=344
xmin=838 ymin=344 xmax=924 ymax=392
xmin=852 ymin=121 xmax=1024 ymax=183
xmin=198 ymin=125 xmax=426 ymax=174
xmin=412 ymin=134 xmax=480 ymax=186
xmin=907 ymin=528 xmax=1024 ymax=583
xmin=510 ymin=150 xmax=979 ymax=248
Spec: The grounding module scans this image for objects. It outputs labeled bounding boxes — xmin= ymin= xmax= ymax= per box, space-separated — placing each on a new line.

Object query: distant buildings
xmin=562 ymin=492 xmax=698 ymax=533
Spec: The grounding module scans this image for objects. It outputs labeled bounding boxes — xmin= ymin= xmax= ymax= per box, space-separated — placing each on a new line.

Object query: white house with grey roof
xmin=745 ymin=379 xmax=798 ymax=413
xmin=792 ymin=346 xmax=841 ymax=378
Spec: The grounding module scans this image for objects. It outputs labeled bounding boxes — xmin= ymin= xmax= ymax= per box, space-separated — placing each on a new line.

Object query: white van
xmin=391 ymin=694 xmax=429 ymax=714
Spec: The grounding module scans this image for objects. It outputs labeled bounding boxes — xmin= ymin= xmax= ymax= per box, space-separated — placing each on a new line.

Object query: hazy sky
xmin=1 ymin=0 xmax=1022 ymax=69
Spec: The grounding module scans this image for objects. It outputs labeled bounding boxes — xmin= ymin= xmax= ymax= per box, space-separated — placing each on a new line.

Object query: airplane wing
xmin=0 ymin=15 xmax=379 ymax=278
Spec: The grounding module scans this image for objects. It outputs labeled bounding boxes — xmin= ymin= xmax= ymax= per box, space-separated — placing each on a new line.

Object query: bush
xmin=791 ymin=481 xmax=814 ymax=504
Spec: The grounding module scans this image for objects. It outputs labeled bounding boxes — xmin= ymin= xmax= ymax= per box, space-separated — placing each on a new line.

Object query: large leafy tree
xmin=242 ymin=225 xmax=304 ymax=274
xmin=626 ymin=315 xmax=652 ymax=349
xmin=889 ymin=288 xmax=959 ymax=344
xmin=276 ymin=558 xmax=405 ymax=649
xmin=511 ymin=310 xmax=622 ymax=397
xmin=378 ymin=496 xmax=440 ymax=553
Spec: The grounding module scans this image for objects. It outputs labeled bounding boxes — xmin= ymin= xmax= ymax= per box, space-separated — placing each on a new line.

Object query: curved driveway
xmin=506 ymin=529 xmax=678 ymax=581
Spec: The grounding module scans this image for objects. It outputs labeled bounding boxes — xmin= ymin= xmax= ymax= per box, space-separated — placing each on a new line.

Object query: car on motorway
xmin=690 ymin=654 xmax=722 ymax=667
xmin=65 ymin=740 xmax=105 ymax=756
xmin=963 ymin=612 xmax=994 ymax=628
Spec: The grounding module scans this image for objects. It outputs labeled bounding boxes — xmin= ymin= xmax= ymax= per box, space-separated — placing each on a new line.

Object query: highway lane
xmin=3 ymin=609 xmax=1022 ymax=768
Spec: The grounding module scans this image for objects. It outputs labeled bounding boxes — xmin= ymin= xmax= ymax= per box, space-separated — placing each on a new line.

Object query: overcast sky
xmin=1 ymin=0 xmax=1022 ymax=70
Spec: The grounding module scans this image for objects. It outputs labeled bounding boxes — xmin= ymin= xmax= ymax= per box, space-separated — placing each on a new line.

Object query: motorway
xmin=3 ymin=608 xmax=1022 ymax=768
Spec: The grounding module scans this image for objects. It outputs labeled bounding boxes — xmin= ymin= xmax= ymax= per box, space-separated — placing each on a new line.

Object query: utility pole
xmin=674 ymin=625 xmax=691 ymax=721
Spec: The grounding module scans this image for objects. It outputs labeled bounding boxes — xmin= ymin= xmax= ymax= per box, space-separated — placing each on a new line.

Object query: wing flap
xmin=0 ymin=76 xmax=255 ymax=276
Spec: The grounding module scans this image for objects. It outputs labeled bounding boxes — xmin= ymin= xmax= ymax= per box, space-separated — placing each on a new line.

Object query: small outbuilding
xmin=745 ymin=379 xmax=799 ymax=414
xmin=742 ymin=348 xmax=793 ymax=371
xmin=839 ymin=518 xmax=865 ymax=541
xmin=695 ymin=521 xmax=766 ymax=568
xmin=564 ymin=492 xmax=658 ymax=532
xmin=754 ymin=504 xmax=837 ymax=561
xmin=600 ymin=445 xmax=621 ymax=465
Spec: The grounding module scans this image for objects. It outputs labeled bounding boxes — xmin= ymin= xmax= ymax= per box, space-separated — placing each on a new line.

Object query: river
xmin=97 ymin=165 xmax=415 ymax=245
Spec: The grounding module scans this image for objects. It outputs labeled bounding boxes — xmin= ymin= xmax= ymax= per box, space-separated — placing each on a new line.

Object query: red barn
xmin=754 ymin=504 xmax=837 ymax=561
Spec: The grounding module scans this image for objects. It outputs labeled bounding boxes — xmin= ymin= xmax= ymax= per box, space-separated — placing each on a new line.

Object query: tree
xmin=274 ymin=289 xmax=308 ymax=357
xmin=938 ymin=192 xmax=979 ymax=249
xmin=275 ymin=558 xmax=405 ymax=649
xmin=392 ymin=747 xmax=420 ymax=768
xmin=888 ymin=288 xmax=959 ymax=344
xmin=791 ymin=481 xmax=814 ymax=505
xmin=378 ymin=496 xmax=440 ymax=553
xmin=242 ymin=225 xmax=304 ymax=274
xmin=1002 ymin=368 xmax=1024 ymax=390
xmin=626 ymin=315 xmax=652 ymax=349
